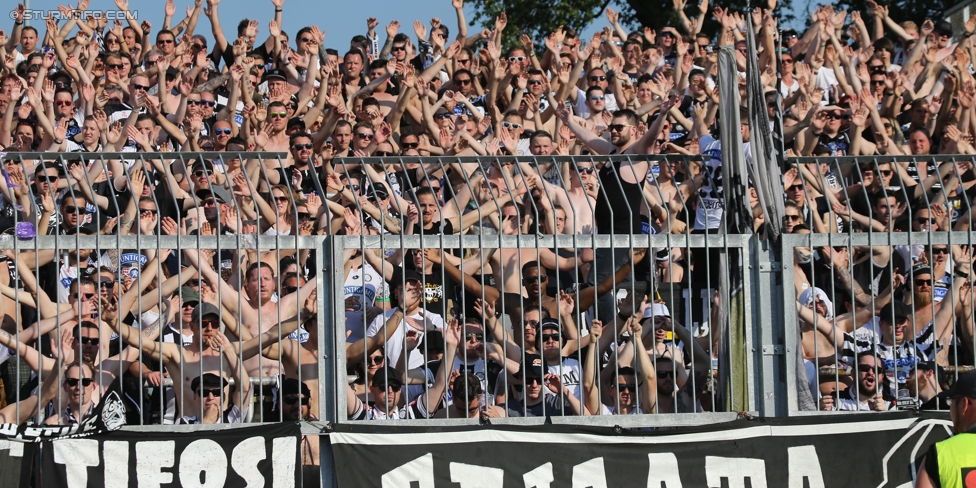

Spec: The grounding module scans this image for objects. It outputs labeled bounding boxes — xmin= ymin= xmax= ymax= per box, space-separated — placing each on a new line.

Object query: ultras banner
xmin=39 ymin=422 xmax=302 ymax=487
xmin=330 ymin=412 xmax=953 ymax=487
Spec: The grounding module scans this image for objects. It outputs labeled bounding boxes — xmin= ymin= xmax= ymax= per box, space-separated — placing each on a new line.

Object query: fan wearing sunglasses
xmin=44 ymin=361 xmax=98 ymax=425
xmin=277 ymin=378 xmax=321 ymax=464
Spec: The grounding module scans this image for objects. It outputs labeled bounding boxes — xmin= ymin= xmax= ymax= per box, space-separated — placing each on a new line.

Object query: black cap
xmin=878 ymin=301 xmax=911 ymax=324
xmin=538 ymin=318 xmax=560 ymax=333
xmin=935 ymin=20 xmax=953 ymax=36
xmin=65 ymin=225 xmax=95 ymax=235
xmin=782 ymin=28 xmax=798 ymax=38
xmin=517 ymin=354 xmax=547 ymax=378
xmin=191 ymin=159 xmax=214 ymax=173
xmin=190 ymin=373 xmax=227 ymax=392
xmin=912 ymin=265 xmax=933 ymax=280
xmin=36 ymin=160 xmax=66 ymax=177
xmin=196 ymin=185 xmax=233 ymax=204
xmin=938 ymin=370 xmax=976 ymax=399
xmin=371 ymin=366 xmax=404 ymax=389
xmin=399 ymin=270 xmax=423 ymax=285
xmin=364 ymin=181 xmax=389 ymax=200
xmin=165 ymin=66 xmax=180 ymax=79
xmin=263 ymin=68 xmax=287 ymax=83
xmin=280 ymin=377 xmax=311 ymax=399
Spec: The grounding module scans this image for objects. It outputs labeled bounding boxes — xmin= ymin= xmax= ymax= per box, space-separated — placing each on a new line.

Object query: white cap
xmin=643 ymin=303 xmax=670 ymax=319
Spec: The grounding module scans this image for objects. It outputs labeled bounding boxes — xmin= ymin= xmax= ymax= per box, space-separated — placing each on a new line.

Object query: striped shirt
xmin=840 ymin=323 xmax=936 ymax=394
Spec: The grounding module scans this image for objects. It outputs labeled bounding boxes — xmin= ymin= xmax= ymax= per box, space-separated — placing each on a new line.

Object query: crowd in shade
xmin=0 ymin=0 xmax=974 ymax=467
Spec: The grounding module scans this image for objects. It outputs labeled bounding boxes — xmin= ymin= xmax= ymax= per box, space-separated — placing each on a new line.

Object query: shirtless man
xmin=255 ymin=101 xmax=292 ymax=152
xmin=256 ymin=289 xmax=323 ymax=418
xmin=519 ymin=160 xmax=596 ymax=235
xmin=183 ymin=250 xmax=317 ymax=379
xmin=107 ymin=299 xmax=303 ymax=420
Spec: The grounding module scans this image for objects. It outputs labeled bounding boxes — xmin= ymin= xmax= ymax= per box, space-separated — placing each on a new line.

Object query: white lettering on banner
xmin=0 ymin=439 xmax=24 ymax=458
xmin=381 ymin=453 xmax=435 ymax=488
xmin=787 ymin=446 xmax=825 ymax=488
xmin=104 ymin=441 xmax=130 ymax=488
xmin=272 ymin=436 xmax=298 ymax=488
xmin=53 ymin=439 xmax=100 ymax=488
xmin=646 ymin=453 xmax=683 ymax=487
xmin=572 ymin=457 xmax=608 ymax=488
xmin=180 ymin=439 xmax=228 ymax=488
xmin=705 ymin=456 xmax=767 ymax=488
xmin=137 ymin=440 xmax=176 ymax=487
xmin=523 ymin=462 xmax=554 ymax=488
xmin=449 ymin=462 xmax=504 ymax=487
xmin=232 ymin=436 xmax=267 ymax=486
xmin=376 ymin=449 xmax=828 ymax=486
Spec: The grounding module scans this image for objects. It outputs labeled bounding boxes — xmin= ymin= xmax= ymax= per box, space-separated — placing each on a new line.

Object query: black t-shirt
xmin=594 ymin=160 xmax=645 ymax=235
xmin=412 ymin=219 xmax=454 ymax=236
xmin=503 ymin=395 xmax=574 ymax=417
xmin=390 ymin=264 xmax=457 ymax=319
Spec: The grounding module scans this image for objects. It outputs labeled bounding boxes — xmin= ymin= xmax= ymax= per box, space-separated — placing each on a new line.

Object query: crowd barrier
xmin=0 ymin=151 xmax=972 ymax=486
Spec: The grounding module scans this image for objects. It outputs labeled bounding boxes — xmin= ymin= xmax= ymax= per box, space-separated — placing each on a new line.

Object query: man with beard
xmin=833 ymin=352 xmax=891 ymax=411
xmin=503 ymin=353 xmax=586 ymax=417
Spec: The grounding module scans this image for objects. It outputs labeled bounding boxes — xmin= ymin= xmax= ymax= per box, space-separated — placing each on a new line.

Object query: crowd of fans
xmin=0 ymin=0 xmax=974 ymax=464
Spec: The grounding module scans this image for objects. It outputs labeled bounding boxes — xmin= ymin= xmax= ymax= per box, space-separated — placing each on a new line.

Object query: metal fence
xmin=2 ymin=150 xmax=972 ymax=484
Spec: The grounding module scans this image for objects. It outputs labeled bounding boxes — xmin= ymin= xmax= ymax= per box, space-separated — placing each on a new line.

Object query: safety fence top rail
xmin=786 ymin=155 xmax=976 ymax=164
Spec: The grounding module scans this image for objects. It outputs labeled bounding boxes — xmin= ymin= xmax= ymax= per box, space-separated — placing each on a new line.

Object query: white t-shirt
xmin=694 ymin=136 xmax=751 ymax=231
xmin=545 ymin=357 xmax=581 ymax=399
xmin=574 ymin=88 xmax=618 ymax=119
xmin=343 ymin=264 xmax=389 ymax=339
xmin=367 ymin=309 xmax=444 ymax=370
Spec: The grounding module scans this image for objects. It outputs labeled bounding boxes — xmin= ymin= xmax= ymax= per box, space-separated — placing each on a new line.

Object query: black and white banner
xmin=39 ymin=423 xmax=301 ymax=487
xmin=330 ymin=412 xmax=953 ymax=487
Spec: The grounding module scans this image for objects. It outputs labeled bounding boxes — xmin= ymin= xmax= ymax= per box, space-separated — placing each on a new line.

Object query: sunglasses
xmin=508 ymin=56 xmax=526 ymax=62
xmin=274 ymin=196 xmax=290 ymax=203
xmin=541 ymin=333 xmax=560 ymax=342
xmin=657 ymin=371 xmax=674 ymax=379
xmin=283 ymin=395 xmax=309 ymax=405
xmin=455 ymin=78 xmax=472 ymax=85
xmin=300 ymin=37 xmax=314 ymax=43
xmin=355 ymin=132 xmax=374 ymax=139
xmin=201 ymin=199 xmax=217 ymax=206
xmin=527 ymin=79 xmax=543 ymax=85
xmin=523 ymin=275 xmax=547 ymax=283
xmin=374 ymin=151 xmax=395 ymax=156
xmin=608 ymin=124 xmax=633 ymax=132
xmin=932 ymin=247 xmax=949 ymax=254
xmin=197 ymin=388 xmax=222 ymax=398
xmin=144 ymin=59 xmax=159 ymax=66
xmin=346 ymin=184 xmax=360 ymax=191
xmin=369 ymin=355 xmax=385 ymax=365
xmin=524 ymin=376 xmax=543 ymax=386
xmin=158 ymin=39 xmax=175 ymax=44
xmin=269 ymin=112 xmax=288 ymax=118
xmin=466 ymin=333 xmax=484 ymax=342
xmin=575 ymin=166 xmax=595 ymax=174
xmin=590 ymin=95 xmax=605 ymax=101
xmin=916 ymin=218 xmax=934 ymax=225
xmin=214 ymin=128 xmax=232 ymax=135
xmin=870 ymin=79 xmax=886 ymax=86
xmin=880 ymin=170 xmax=893 ymax=176
xmin=200 ymin=319 xmax=220 ymax=329
xmin=55 ymin=100 xmax=73 ymax=106
xmin=784 ymin=214 xmax=801 ymax=221
xmin=914 ymin=279 xmax=932 ymax=286
xmin=139 ymin=207 xmax=157 ymax=213
xmin=825 ymin=113 xmax=848 ymax=120
xmin=391 ymin=45 xmax=406 ymax=52
xmin=428 ymin=185 xmax=441 ymax=192
xmin=787 ymin=185 xmax=803 ymax=191
xmin=615 ymin=383 xmax=637 ymax=392
xmin=131 ymin=84 xmax=150 ymax=91
xmin=183 ymin=301 xmax=199 ymax=309
xmin=292 ymin=143 xmax=313 ymax=150
xmin=64 ymin=378 xmax=94 ymax=387
xmin=192 ymin=170 xmax=209 ymax=178
xmin=64 ymin=205 xmax=90 ymax=215
xmin=457 ymin=58 xmax=471 ymax=64
xmin=107 ymin=63 xmax=123 ymax=70
xmin=297 ymin=212 xmax=310 ymax=221
xmin=589 ymin=75 xmax=607 ymax=81
xmin=98 ymin=281 xmax=114 ymax=289
xmin=77 ymin=337 xmax=100 ymax=346
xmin=401 ymin=142 xmax=419 ymax=149
xmin=434 ymin=113 xmax=452 ymax=120
xmin=502 ymin=121 xmax=522 ymax=129
xmin=187 ymin=99 xmax=205 ymax=105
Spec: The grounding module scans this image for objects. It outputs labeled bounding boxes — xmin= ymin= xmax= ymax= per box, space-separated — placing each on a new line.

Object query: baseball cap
xmin=191 ymin=302 xmax=220 ymax=323
xmin=400 ymin=270 xmax=423 ymax=285
xmin=180 ymin=286 xmax=200 ymax=304
xmin=938 ymin=370 xmax=976 ymax=399
xmin=912 ymin=265 xmax=933 ymax=280
xmin=195 ymin=185 xmax=233 ymax=204
xmin=263 ymin=68 xmax=287 ymax=83
xmin=538 ymin=318 xmax=560 ymax=333
xmin=878 ymin=301 xmax=911 ymax=324
xmin=935 ymin=20 xmax=953 ymax=36
xmin=191 ymin=159 xmax=215 ymax=172
xmin=280 ymin=377 xmax=311 ymax=399
xmin=371 ymin=366 xmax=404 ymax=389
xmin=190 ymin=373 xmax=227 ymax=392
xmin=363 ymin=181 xmax=390 ymax=200
xmin=643 ymin=303 xmax=671 ymax=319
xmin=517 ymin=353 xmax=547 ymax=378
